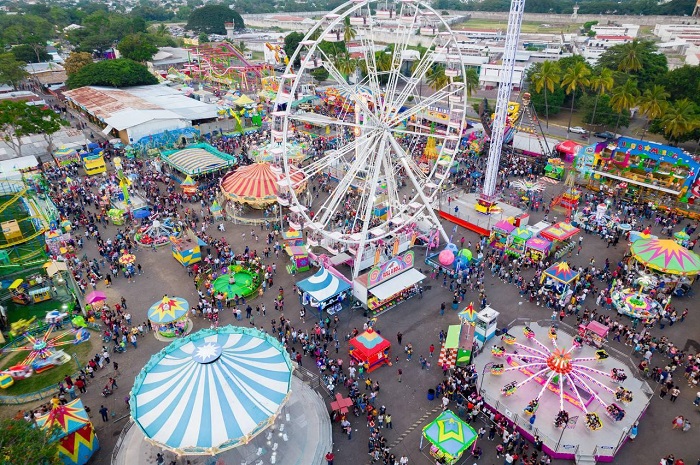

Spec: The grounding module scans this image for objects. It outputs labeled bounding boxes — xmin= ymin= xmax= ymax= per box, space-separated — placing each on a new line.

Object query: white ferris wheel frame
xmin=274 ymin=0 xmax=469 ymax=251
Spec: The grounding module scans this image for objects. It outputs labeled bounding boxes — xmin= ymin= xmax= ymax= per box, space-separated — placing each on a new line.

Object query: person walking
xmin=325 ymin=451 xmax=334 ymax=465
xmin=397 ymin=368 xmax=402 ymax=382
xmin=672 ymin=415 xmax=684 ymax=429
xmin=99 ymin=405 xmax=109 ymax=422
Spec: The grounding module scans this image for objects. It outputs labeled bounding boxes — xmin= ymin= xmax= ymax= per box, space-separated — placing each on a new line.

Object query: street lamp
xmin=479 ymin=361 xmax=496 ymax=394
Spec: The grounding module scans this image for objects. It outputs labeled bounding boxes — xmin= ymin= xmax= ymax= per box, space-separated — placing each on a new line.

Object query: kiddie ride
xmin=0 ymin=314 xmax=90 ymax=389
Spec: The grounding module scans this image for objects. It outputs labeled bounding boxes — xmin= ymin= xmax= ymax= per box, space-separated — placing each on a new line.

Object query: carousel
xmin=220 ymin=162 xmax=306 ymax=210
xmin=117 ymin=326 xmax=333 ymax=465
xmin=135 ymin=218 xmax=181 ymax=248
xmin=629 ymin=238 xmax=700 ymax=292
xmin=147 ymin=296 xmax=193 ymax=340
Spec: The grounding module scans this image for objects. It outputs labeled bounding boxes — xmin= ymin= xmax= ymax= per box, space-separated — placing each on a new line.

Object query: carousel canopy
xmin=540 ymin=222 xmax=580 ymax=242
xmin=130 ymin=326 xmax=292 ymax=455
xmin=630 ymin=238 xmax=700 ymax=276
xmin=297 ymin=266 xmax=351 ymax=304
xmin=220 ymin=162 xmax=305 ymax=208
xmin=422 ymin=410 xmax=477 ymax=459
xmin=36 ymin=399 xmax=91 ymax=438
xmin=147 ymin=296 xmax=189 ymax=324
xmin=543 ymin=261 xmax=580 ymax=284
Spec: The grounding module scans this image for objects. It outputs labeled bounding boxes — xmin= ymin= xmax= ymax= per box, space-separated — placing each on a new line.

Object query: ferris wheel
xmin=272 ymin=0 xmax=468 ymax=270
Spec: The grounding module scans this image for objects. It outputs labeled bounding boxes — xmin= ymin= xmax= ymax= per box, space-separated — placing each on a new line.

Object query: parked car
xmin=594 ymin=131 xmax=617 ymax=139
xmin=569 ymin=126 xmax=587 ymax=134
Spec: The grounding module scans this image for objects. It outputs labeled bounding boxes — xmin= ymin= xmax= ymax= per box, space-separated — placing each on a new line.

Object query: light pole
xmin=479 ymin=361 xmax=495 ymax=394
xmin=555 ymin=415 xmax=578 ymax=451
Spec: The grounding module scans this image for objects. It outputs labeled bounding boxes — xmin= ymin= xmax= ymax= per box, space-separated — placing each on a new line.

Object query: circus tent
xmin=220 ymin=162 xmax=306 ymax=209
xmin=36 ymin=399 xmax=99 ymax=465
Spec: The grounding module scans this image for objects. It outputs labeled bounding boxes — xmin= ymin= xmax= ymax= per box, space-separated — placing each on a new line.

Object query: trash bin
xmin=451 ymin=301 xmax=459 ymax=310
xmin=427 ymin=389 xmax=435 ymax=401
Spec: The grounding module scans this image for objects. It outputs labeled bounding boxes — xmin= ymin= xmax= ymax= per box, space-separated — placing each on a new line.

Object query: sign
xmin=561 ymin=444 xmax=576 ymax=450
xmin=598 ymin=445 xmax=615 ymax=450
xmin=367 ymin=250 xmax=414 ymax=288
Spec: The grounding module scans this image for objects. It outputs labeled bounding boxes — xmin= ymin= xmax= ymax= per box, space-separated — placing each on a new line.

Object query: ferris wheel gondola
xmin=274 ymin=0 xmax=468 ymax=275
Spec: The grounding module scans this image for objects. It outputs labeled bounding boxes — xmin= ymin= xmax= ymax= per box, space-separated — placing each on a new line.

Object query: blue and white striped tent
xmin=297 ymin=266 xmax=351 ymax=307
xmin=130 ymin=326 xmax=293 ymax=455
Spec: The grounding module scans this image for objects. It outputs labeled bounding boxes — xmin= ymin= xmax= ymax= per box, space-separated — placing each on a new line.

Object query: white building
xmin=590 ymin=24 xmax=640 ymax=38
xmin=479 ymin=64 xmax=525 ymax=91
xmin=654 ymin=24 xmax=700 ymax=44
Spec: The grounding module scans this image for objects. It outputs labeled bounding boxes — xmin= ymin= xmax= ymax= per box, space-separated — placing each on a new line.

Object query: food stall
xmin=82 ymin=154 xmax=106 ymax=176
xmin=296 ymin=266 xmax=351 ymax=316
xmin=170 ymin=229 xmax=206 ymax=266
xmin=540 ymin=221 xmax=580 ymax=259
xmin=578 ymin=320 xmax=609 ymax=349
xmin=540 ymin=261 xmax=580 ymax=296
xmin=352 ymin=250 xmax=426 ymax=316
xmin=348 ymin=328 xmax=391 ymax=372
xmin=420 ymin=410 xmax=477 ymax=465
xmin=490 ymin=220 xmax=515 ymax=251
xmin=284 ymin=245 xmax=310 ymax=273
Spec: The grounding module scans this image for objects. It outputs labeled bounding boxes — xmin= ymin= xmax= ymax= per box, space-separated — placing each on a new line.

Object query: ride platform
xmin=434 ymin=193 xmax=525 ymax=237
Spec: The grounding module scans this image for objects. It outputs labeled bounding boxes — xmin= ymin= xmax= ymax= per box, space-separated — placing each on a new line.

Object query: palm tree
xmin=426 ymin=65 xmax=448 ymax=91
xmin=610 ymin=78 xmax=640 ymax=134
xmin=464 ymin=68 xmax=479 ymax=97
xmin=531 ymin=61 xmax=560 ymax=128
xmin=617 ymin=39 xmax=644 ymax=73
xmin=660 ymin=98 xmax=698 ymax=144
xmin=334 ymin=52 xmax=357 ymax=79
xmin=637 ymin=85 xmax=669 ymax=140
xmin=343 ymin=16 xmax=357 ymax=43
xmin=561 ymin=62 xmax=591 ymax=135
xmin=588 ymin=67 xmax=614 ymax=129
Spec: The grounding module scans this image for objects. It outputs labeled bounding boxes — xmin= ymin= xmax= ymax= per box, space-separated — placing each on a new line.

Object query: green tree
xmin=426 ymin=65 xmax=448 ymax=91
xmin=311 ymin=66 xmax=329 ymax=83
xmin=343 ymin=16 xmax=357 ymax=43
xmin=0 ymin=417 xmax=62 ymax=465
xmin=610 ymin=78 xmax=640 ymax=134
xmin=588 ymin=67 xmax=614 ymax=128
xmin=0 ymin=100 xmax=67 ymax=157
xmin=660 ymin=98 xmax=698 ymax=144
xmin=117 ymin=33 xmax=158 ymax=62
xmin=186 ymin=5 xmax=244 ymax=34
xmin=580 ymin=93 xmax=628 ymax=128
xmin=284 ymin=31 xmax=304 ymax=67
xmin=11 ymin=44 xmax=50 ymax=64
xmin=530 ymin=60 xmax=560 ymax=128
xmin=655 ymin=65 xmax=700 ymax=106
xmin=637 ymin=85 xmax=669 ymax=140
xmin=597 ymin=40 xmax=667 ymax=91
xmin=0 ymin=53 xmax=28 ymax=89
xmin=561 ymin=62 xmax=591 ymax=134
xmin=464 ymin=68 xmax=479 ymax=97
xmin=64 ymin=52 xmax=94 ymax=76
xmin=66 ymin=58 xmax=158 ymax=89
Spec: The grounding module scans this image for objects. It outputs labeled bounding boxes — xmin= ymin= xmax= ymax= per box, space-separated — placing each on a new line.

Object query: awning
xmin=330 ymin=252 xmax=352 ymax=265
xmin=101 ymin=125 xmax=114 ymax=135
xmin=369 ymin=268 xmax=426 ymax=301
xmin=445 ymin=324 xmax=461 ymax=350
xmin=592 ymin=170 xmax=680 ymax=195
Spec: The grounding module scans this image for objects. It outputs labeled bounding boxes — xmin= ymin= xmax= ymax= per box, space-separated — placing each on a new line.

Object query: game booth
xmin=505 ymin=227 xmax=533 ymax=257
xmin=489 ymin=220 xmax=515 ymax=251
xmin=147 ymin=296 xmax=192 ymax=339
xmin=540 ymin=262 xmax=580 ymax=297
xmin=524 ymin=237 xmax=552 ymax=263
xmin=348 ymin=328 xmax=391 ymax=373
xmin=281 ymin=229 xmax=304 ymax=247
xmin=296 ymin=266 xmax=351 ymax=317
xmin=352 ymin=251 xmax=426 ymax=317
xmin=36 ymin=399 xmax=99 ymax=465
xmin=420 ymin=410 xmax=478 ymax=465
xmin=285 ymin=245 xmax=310 ymax=274
xmin=554 ymin=140 xmax=583 ymax=163
xmin=540 ymin=222 xmax=580 ymax=258
xmin=170 ymin=229 xmax=206 ymax=266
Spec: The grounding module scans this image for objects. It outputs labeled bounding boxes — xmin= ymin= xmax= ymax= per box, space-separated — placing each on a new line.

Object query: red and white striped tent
xmin=220 ymin=162 xmax=306 ymax=209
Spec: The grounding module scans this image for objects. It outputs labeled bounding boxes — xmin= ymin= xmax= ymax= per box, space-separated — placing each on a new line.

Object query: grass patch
xmin=4 ymin=298 xmax=68 ymax=326
xmin=0 ymin=330 xmax=96 ymax=396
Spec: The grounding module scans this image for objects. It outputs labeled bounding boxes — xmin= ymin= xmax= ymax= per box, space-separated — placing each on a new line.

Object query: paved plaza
xmin=2 ymin=181 xmax=699 ymax=465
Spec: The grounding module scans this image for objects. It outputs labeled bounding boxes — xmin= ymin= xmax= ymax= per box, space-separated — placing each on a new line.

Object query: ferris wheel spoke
xmin=387 ymin=38 xmax=443 ymax=117
xmin=389 ymin=85 xmax=462 ymax=128
xmin=286 ymin=112 xmax=359 ymax=130
xmin=380 ymin=10 xmax=420 ymax=118
xmin=302 ymin=134 xmax=372 ymax=177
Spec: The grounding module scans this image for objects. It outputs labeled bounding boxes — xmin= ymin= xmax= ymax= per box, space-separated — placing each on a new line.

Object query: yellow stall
xmin=83 ymin=154 xmax=106 ymax=176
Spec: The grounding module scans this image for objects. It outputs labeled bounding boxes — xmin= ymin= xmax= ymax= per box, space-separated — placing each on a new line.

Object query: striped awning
xmin=220 ymin=162 xmax=305 ymax=208
xmin=164 ymin=147 xmax=234 ymax=176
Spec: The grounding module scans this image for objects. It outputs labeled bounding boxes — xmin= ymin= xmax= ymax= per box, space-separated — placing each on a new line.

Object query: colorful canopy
xmin=130 ymin=326 xmax=292 ymax=455
xmin=250 ymin=141 xmax=308 ymax=162
xmin=297 ymin=266 xmax=351 ymax=305
xmin=493 ymin=220 xmax=515 ymax=234
xmin=422 ymin=410 xmax=477 ymax=459
xmin=181 ymin=175 xmax=197 ymax=187
xmin=555 ymin=139 xmax=582 ymax=155
xmin=85 ymin=290 xmax=106 ymax=304
xmin=543 ymin=261 xmax=580 ymax=284
xmin=37 ymin=399 xmax=91 ymax=437
xmin=526 ymin=237 xmax=552 ymax=252
xmin=161 ymin=144 xmax=237 ymax=176
xmin=220 ymin=162 xmax=306 ymax=209
xmin=630 ymin=238 xmax=700 ymax=275
xmin=147 ymin=296 xmax=190 ymax=324
xmin=511 ymin=227 xmax=533 ymax=241
xmin=541 ymin=222 xmax=580 ymax=242
xmin=458 ymin=302 xmax=477 ymax=324
xmin=234 ymin=94 xmax=255 ymax=106
xmin=282 ymin=229 xmax=303 ymax=240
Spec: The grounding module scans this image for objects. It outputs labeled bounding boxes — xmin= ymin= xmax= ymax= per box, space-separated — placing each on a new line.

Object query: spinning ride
xmin=490 ymin=328 xmax=631 ymax=431
xmin=276 ymin=0 xmax=468 ymax=276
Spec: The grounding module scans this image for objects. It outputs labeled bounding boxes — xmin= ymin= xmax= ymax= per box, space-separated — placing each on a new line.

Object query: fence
xmin=111 ymin=419 xmax=135 ymax=465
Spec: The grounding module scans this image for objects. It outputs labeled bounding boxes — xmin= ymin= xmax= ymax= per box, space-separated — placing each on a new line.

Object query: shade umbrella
xmin=147 ymin=296 xmax=190 ymax=324
xmin=630 ymin=238 xmax=700 ymax=275
xmin=130 ymin=326 xmax=292 ymax=455
xmin=85 ymin=290 xmax=107 ymax=304
xmin=422 ymin=410 xmax=477 ymax=462
xmin=118 ymin=253 xmax=136 ymax=265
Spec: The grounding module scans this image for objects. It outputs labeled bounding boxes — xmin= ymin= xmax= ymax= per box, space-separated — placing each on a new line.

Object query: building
xmin=654 ymin=24 xmax=700 ymax=45
xmin=147 ymin=47 xmax=195 ymax=72
xmin=63 ymin=85 xmax=219 ymax=144
xmin=479 ymin=64 xmax=525 ymax=91
xmin=24 ymin=62 xmax=67 ymax=89
xmin=590 ymin=24 xmax=640 ymax=38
